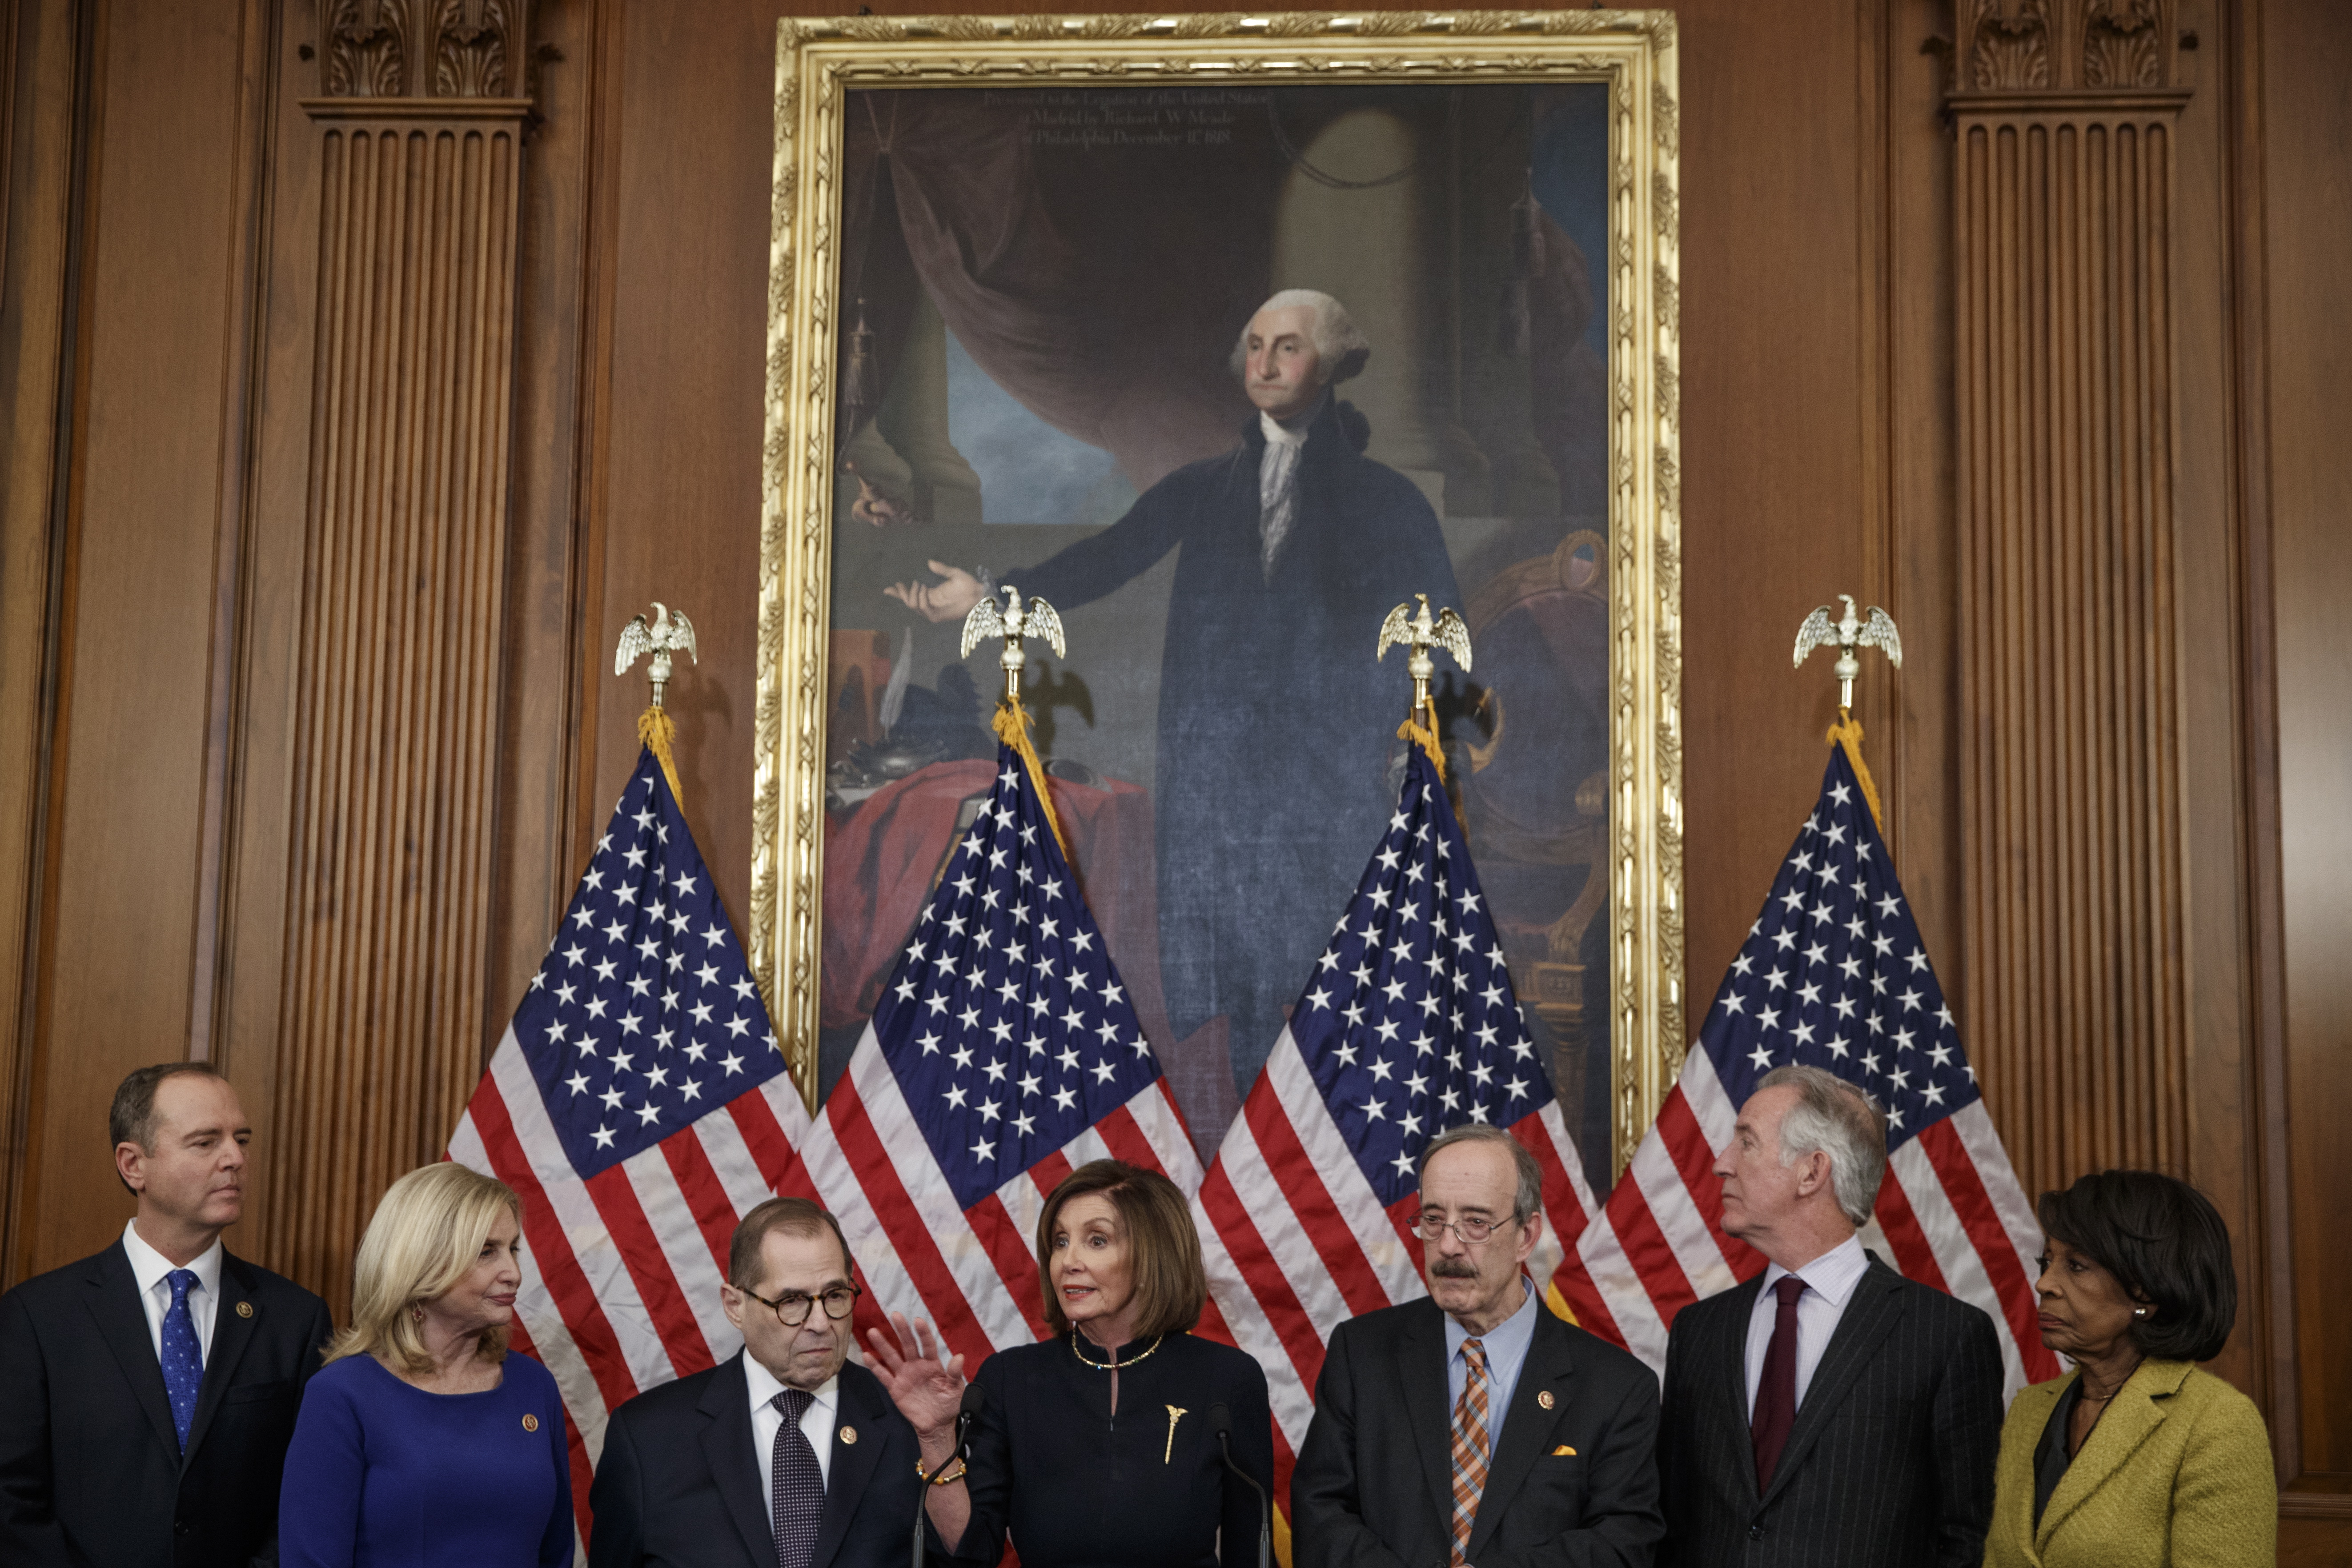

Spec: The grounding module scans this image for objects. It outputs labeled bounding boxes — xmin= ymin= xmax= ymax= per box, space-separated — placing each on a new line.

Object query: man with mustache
xmin=1293 ymin=1123 xmax=1664 ymax=1568
xmin=0 ymin=1062 xmax=334 ymax=1566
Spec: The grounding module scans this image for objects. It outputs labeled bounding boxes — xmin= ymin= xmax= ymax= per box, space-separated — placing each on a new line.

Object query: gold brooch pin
xmin=841 ymin=1426 xmax=859 ymax=1445
xmin=1552 ymin=1444 xmax=1577 ymax=1457
xmin=1537 ymin=1390 xmax=1555 ymax=1409
xmin=522 ymin=1413 xmax=540 ymax=1432
xmin=235 ymin=1301 xmax=254 ymax=1319
xmin=1163 ymin=1405 xmax=1187 ymax=1464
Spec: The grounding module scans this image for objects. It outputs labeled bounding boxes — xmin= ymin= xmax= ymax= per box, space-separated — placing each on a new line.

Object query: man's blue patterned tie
xmin=160 ymin=1269 xmax=204 ymax=1451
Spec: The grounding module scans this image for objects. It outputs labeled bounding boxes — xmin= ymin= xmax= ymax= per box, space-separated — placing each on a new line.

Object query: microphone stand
xmin=912 ymin=1386 xmax=983 ymax=1568
xmin=1207 ymin=1402 xmax=1271 ymax=1568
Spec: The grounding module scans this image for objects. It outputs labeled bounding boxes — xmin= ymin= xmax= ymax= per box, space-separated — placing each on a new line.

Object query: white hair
xmin=1756 ymin=1064 xmax=1889 ymax=1227
xmin=1229 ymin=289 xmax=1371 ymax=385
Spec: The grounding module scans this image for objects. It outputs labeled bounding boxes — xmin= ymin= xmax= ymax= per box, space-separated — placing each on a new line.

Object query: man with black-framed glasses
xmin=1293 ymin=1123 xmax=1664 ymax=1568
xmin=590 ymin=1196 xmax=929 ymax=1568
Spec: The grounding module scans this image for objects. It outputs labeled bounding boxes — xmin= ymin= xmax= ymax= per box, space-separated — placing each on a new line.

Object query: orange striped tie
xmin=1448 ymin=1338 xmax=1492 ymax=1568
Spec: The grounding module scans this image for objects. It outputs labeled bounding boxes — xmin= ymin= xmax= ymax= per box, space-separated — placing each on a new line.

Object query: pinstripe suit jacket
xmin=1654 ymin=1253 xmax=2002 ymax=1568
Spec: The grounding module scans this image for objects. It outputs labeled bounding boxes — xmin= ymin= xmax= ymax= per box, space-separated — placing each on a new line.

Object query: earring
xmin=2132 ymin=1306 xmax=2149 ymax=1318
xmin=412 ymin=1305 xmax=426 ymax=1324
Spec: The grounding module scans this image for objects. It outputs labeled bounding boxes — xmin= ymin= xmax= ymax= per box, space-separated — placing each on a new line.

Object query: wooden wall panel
xmin=2265 ymin=0 xmax=2352 ymax=1499
xmin=5 ymin=0 xmax=257 ymax=1274
xmin=1949 ymin=3 xmax=2194 ymax=1196
xmin=256 ymin=74 xmax=532 ymax=1309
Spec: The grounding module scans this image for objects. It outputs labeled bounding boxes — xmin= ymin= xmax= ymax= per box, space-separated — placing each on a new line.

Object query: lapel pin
xmin=235 ymin=1301 xmax=254 ymax=1319
xmin=522 ymin=1413 xmax=540 ymax=1432
xmin=1536 ymin=1389 xmax=1555 ymax=1410
xmin=1552 ymin=1444 xmax=1577 ymax=1456
xmin=840 ymin=1425 xmax=859 ymax=1444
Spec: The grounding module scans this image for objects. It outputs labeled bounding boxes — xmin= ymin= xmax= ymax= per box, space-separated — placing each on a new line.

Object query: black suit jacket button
xmin=1748 ymin=1524 xmax=1764 ymax=1541
xmin=174 ymin=1520 xmax=193 ymax=1536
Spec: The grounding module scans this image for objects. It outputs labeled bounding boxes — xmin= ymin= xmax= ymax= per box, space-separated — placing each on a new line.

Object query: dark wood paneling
xmin=12 ymin=0 xmax=254 ymax=1273
xmin=2266 ymin=0 xmax=2352 ymax=1488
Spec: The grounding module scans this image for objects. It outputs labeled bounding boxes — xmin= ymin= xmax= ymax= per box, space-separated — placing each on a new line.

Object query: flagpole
xmin=1376 ymin=592 xmax=1472 ymax=782
xmin=1793 ymin=594 xmax=1902 ymax=836
xmin=961 ymin=585 xmax=1071 ymax=857
xmin=615 ymin=602 xmax=699 ymax=806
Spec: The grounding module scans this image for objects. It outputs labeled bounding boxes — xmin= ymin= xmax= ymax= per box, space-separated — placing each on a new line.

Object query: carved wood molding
xmin=257 ymin=116 xmax=526 ymax=1314
xmin=319 ymin=0 xmax=527 ymax=101
xmin=1950 ymin=35 xmax=2191 ymax=1196
xmin=1948 ymin=0 xmax=2181 ymax=97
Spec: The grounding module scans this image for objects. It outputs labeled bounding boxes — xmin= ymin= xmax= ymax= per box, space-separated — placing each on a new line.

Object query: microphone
xmin=1206 ymin=1401 xmax=1271 ymax=1568
xmin=912 ymin=1384 xmax=986 ymax=1568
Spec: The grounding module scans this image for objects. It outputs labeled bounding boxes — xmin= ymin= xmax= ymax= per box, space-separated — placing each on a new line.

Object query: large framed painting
xmin=752 ymin=10 xmax=1682 ymax=1186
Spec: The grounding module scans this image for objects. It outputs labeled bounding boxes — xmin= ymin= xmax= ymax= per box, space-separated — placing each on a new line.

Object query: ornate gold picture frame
xmin=752 ymin=10 xmax=1682 ymax=1177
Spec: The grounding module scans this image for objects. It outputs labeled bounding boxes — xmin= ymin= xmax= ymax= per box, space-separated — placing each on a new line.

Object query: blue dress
xmin=279 ymin=1350 xmax=573 ymax=1567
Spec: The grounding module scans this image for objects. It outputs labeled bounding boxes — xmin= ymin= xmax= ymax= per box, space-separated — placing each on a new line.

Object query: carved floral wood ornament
xmin=323 ymin=0 xmax=522 ymax=99
xmin=1950 ymin=0 xmax=2180 ymax=95
xmin=751 ymin=11 xmax=1684 ymax=1171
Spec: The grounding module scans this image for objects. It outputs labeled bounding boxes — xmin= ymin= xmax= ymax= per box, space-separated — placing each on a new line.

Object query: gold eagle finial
xmin=1377 ymin=593 xmax=1472 ymax=727
xmin=959 ymin=586 xmax=1067 ymax=706
xmin=1793 ymin=593 xmax=1902 ymax=711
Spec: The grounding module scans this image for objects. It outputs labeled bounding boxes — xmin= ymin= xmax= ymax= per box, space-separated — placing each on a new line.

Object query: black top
xmin=2031 ymin=1377 xmax=2087 ymax=1526
xmin=941 ymin=1331 xmax=1275 ymax=1568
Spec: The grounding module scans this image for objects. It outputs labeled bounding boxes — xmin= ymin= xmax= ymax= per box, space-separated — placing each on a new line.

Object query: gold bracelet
xmin=919 ymin=1457 xmax=968 ymax=1486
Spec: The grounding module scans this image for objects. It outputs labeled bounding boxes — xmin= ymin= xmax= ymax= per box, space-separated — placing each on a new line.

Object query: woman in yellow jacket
xmin=1984 ymin=1170 xmax=2276 ymax=1568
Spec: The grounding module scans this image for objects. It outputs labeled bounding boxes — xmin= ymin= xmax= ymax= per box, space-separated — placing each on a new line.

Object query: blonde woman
xmin=279 ymin=1164 xmax=571 ymax=1567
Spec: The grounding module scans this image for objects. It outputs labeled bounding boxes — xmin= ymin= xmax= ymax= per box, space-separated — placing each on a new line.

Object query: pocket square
xmin=1552 ymin=1445 xmax=1577 ymax=1457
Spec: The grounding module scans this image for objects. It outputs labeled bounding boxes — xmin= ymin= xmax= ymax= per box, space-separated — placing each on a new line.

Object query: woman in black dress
xmin=867 ymin=1160 xmax=1276 ymax=1568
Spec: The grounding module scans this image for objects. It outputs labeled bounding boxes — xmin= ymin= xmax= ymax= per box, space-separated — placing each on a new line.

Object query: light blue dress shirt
xmin=1441 ymin=1275 xmax=1541 ymax=1441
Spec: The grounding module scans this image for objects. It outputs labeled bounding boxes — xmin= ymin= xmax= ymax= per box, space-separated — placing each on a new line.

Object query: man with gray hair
xmin=887 ymin=289 xmax=1457 ymax=1091
xmin=1655 ymin=1065 xmax=2003 ymax=1567
xmin=1294 ymin=1122 xmax=1664 ymax=1568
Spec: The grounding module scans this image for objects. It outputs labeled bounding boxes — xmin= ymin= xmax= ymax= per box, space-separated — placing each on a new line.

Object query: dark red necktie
xmin=1750 ymin=1274 xmax=1807 ymax=1490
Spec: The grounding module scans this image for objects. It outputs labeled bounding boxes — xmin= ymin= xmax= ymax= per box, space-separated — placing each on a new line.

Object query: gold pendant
xmin=1163 ymin=1404 xmax=1188 ymax=1464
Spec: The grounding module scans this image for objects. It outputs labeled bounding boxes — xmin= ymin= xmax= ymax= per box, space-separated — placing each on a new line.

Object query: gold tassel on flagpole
xmin=1397 ymin=706 xmax=1447 ymax=786
xmin=1825 ymin=709 xmax=1885 ymax=837
xmin=639 ymin=705 xmax=684 ymax=806
xmin=991 ymin=700 xmax=1068 ymax=860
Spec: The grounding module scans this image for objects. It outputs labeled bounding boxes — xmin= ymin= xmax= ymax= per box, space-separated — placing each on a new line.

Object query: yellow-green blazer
xmin=1983 ymin=1359 xmax=2276 ymax=1568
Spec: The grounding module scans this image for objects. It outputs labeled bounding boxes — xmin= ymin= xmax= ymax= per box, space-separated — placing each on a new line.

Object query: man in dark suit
xmin=0 ymin=1061 xmax=334 ymax=1566
xmin=590 ymin=1196 xmax=926 ymax=1568
xmin=1656 ymin=1064 xmax=2003 ymax=1567
xmin=1294 ymin=1123 xmax=1663 ymax=1568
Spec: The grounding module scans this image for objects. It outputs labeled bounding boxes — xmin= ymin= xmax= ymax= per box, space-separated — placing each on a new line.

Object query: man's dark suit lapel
xmin=811 ymin=1369 xmax=887 ymax=1568
xmin=698 ymin=1354 xmax=776 ymax=1564
xmin=81 ymin=1243 xmax=180 ymax=1458
xmin=1398 ymin=1303 xmax=1457 ymax=1535
xmin=1756 ymin=1257 xmax=1908 ymax=1510
xmin=1465 ymin=1309 xmax=1576 ymax=1561
xmin=182 ymin=1252 xmax=261 ymax=1463
xmin=1706 ymin=1274 xmax=1766 ymax=1501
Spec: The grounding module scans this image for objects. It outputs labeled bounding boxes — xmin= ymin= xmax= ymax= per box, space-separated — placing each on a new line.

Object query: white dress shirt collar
xmin=122 ymin=1219 xmax=225 ymax=1361
xmin=122 ymin=1219 xmax=223 ymax=1304
xmin=1758 ymin=1231 xmax=1869 ymax=1306
xmin=745 ymin=1352 xmax=841 ymax=1509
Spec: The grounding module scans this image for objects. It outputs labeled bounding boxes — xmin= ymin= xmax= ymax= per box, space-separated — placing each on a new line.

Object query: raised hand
xmin=865 ymin=1312 xmax=967 ymax=1441
xmin=883 ymin=561 xmax=985 ymax=624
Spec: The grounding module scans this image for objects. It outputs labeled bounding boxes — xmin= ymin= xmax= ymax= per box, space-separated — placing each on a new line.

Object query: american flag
xmin=795 ymin=741 xmax=1202 ymax=1371
xmin=1192 ymin=746 xmax=1598 ymax=1539
xmin=1549 ymin=745 xmax=2060 ymax=1397
xmin=448 ymin=749 xmax=816 ymax=1533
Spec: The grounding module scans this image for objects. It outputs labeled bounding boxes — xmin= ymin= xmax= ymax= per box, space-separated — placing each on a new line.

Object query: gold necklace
xmin=1069 ymin=1330 xmax=1164 ymax=1370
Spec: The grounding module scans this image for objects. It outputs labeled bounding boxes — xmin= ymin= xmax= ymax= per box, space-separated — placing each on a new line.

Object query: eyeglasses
xmin=1414 ymin=1212 xmax=1521 ymax=1245
xmin=739 ymin=1282 xmax=861 ymax=1327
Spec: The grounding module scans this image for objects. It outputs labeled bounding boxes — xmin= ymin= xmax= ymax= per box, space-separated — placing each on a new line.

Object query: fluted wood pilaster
xmin=1949 ymin=0 xmax=2192 ymax=1199
xmin=261 ymin=10 xmax=530 ymax=1314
